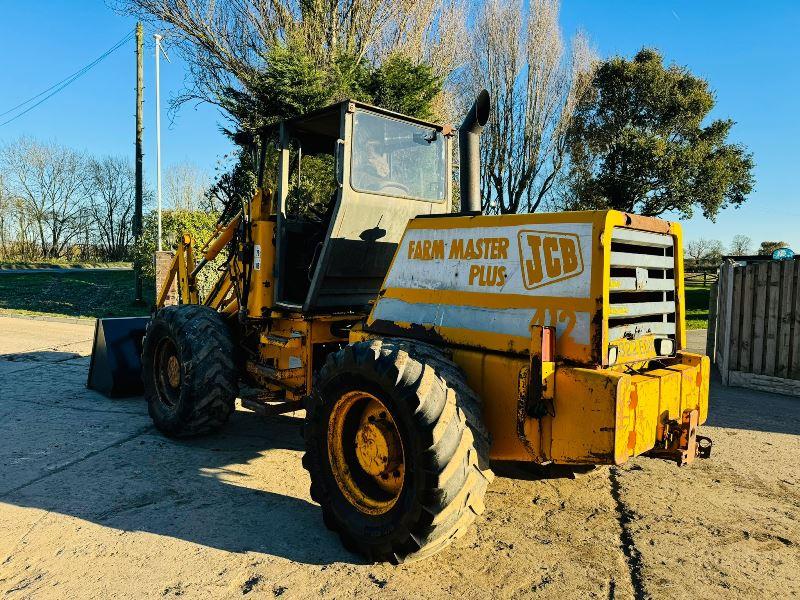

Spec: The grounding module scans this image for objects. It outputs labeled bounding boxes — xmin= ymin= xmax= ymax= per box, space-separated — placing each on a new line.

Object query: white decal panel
xmin=384 ymin=223 xmax=593 ymax=298
xmin=372 ymin=299 xmax=591 ymax=345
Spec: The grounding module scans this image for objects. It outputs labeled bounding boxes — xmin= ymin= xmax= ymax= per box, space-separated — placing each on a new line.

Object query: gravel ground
xmin=0 ymin=316 xmax=797 ymax=599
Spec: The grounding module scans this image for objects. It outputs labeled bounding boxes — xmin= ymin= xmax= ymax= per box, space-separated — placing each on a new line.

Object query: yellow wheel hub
xmin=166 ymin=355 xmax=181 ymax=388
xmin=328 ymin=391 xmax=405 ymax=515
xmin=355 ymin=420 xmax=401 ymax=476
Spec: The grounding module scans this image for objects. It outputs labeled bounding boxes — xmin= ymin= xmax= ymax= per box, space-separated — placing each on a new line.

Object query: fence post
xmin=719 ymin=260 xmax=736 ymax=385
xmin=706 ymin=278 xmax=719 ymax=360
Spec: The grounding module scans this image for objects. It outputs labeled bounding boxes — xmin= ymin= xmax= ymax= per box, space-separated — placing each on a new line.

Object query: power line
xmin=0 ymin=29 xmax=136 ymax=128
xmin=0 ymin=29 xmax=135 ymax=120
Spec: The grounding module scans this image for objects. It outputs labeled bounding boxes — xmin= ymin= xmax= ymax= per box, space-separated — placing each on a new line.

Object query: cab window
xmin=350 ymin=110 xmax=445 ymax=202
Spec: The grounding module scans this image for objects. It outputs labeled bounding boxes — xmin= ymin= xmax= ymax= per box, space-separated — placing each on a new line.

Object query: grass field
xmin=0 ymin=260 xmax=131 ymax=270
xmin=0 ymin=270 xmax=153 ymax=320
xmin=685 ymin=285 xmax=711 ymax=330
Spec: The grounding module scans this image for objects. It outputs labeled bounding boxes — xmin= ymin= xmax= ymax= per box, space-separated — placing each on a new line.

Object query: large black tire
xmin=142 ymin=305 xmax=237 ymax=437
xmin=303 ymin=338 xmax=493 ymax=563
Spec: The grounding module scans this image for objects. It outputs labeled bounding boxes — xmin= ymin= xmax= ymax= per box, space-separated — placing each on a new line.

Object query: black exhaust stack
xmin=459 ymin=89 xmax=490 ymax=214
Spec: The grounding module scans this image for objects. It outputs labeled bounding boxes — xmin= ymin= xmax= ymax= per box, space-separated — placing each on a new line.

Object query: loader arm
xmin=155 ymin=212 xmax=242 ymax=309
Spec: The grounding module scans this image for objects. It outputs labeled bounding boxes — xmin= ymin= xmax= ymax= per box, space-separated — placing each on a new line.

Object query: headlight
xmin=608 ymin=346 xmax=619 ymax=366
xmin=655 ymin=338 xmax=675 ymax=356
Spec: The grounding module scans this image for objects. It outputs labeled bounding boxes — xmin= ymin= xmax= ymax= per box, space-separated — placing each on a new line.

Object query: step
xmin=239 ymin=385 xmax=285 ymax=402
xmin=249 ymin=364 xmax=305 ymax=381
xmin=263 ymin=331 xmax=304 ymax=349
xmin=241 ymin=396 xmax=304 ymax=416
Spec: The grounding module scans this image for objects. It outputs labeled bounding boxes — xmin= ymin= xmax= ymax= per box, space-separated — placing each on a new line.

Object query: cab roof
xmin=280 ymin=100 xmax=448 ymax=155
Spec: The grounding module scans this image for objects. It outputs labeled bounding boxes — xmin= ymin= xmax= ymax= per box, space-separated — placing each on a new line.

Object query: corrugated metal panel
xmin=608 ymin=227 xmax=677 ymax=348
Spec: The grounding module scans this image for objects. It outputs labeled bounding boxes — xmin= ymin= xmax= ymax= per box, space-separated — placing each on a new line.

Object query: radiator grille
xmin=608 ymin=228 xmax=676 ymax=342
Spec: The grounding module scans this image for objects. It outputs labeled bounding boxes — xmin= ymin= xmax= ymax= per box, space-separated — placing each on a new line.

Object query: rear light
xmin=608 ymin=346 xmax=619 ymax=366
xmin=541 ymin=326 xmax=555 ymax=362
xmin=655 ymin=338 xmax=675 ymax=356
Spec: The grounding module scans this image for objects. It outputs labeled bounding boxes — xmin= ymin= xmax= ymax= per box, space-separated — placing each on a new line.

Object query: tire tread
xmin=304 ymin=337 xmax=493 ymax=563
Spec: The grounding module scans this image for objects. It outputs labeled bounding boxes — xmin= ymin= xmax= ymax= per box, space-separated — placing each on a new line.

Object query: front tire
xmin=303 ymin=339 xmax=493 ymax=563
xmin=142 ymin=305 xmax=237 ymax=437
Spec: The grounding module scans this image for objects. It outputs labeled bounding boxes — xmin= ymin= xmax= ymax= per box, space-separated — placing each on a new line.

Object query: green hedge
xmin=132 ymin=210 xmax=228 ymax=301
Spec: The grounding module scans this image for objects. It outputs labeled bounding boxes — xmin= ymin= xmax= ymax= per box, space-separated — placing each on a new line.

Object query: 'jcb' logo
xmin=517 ymin=230 xmax=584 ymax=290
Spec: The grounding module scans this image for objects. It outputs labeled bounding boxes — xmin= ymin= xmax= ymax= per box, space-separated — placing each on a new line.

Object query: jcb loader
xmin=91 ymin=91 xmax=711 ymax=562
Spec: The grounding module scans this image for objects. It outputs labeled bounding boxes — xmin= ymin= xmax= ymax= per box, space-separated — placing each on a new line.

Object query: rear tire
xmin=303 ymin=338 xmax=493 ymax=563
xmin=142 ymin=305 xmax=237 ymax=437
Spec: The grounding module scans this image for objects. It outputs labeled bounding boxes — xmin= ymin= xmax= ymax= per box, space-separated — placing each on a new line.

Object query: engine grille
xmin=608 ymin=228 xmax=676 ymax=342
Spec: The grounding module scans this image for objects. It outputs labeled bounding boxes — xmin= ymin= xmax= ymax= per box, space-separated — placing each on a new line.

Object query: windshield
xmin=351 ymin=110 xmax=446 ymax=202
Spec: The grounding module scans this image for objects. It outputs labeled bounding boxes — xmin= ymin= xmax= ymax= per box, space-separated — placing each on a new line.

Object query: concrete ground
xmin=0 ymin=315 xmax=797 ymax=599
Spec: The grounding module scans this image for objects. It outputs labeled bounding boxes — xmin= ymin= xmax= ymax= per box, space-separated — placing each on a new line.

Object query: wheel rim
xmin=327 ymin=390 xmax=405 ymax=515
xmin=154 ymin=337 xmax=182 ymax=409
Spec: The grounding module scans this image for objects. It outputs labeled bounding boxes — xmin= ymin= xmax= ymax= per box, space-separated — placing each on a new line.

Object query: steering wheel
xmin=379 ymin=181 xmax=410 ymax=195
xmin=307 ymin=203 xmax=327 ymax=221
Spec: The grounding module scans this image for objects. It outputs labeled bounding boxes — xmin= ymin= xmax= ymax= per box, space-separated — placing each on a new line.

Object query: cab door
xmin=304 ymin=104 xmax=451 ymax=312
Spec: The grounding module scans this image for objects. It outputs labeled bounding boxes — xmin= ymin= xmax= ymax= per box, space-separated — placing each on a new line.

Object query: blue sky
xmin=1 ymin=1 xmax=798 ymax=251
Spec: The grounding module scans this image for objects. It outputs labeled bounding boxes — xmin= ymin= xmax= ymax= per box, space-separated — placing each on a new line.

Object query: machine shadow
xmin=2 ymin=376 xmax=362 ymax=566
xmin=706 ymin=370 xmax=800 ymax=436
xmin=491 ymin=461 xmax=597 ymax=481
xmin=6 ymin=351 xmax=797 ymax=566
xmin=0 ymin=350 xmax=85 ymax=363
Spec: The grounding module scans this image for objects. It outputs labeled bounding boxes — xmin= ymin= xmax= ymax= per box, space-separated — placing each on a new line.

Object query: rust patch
xmin=364 ymin=319 xmax=446 ymax=346
xmin=591 ymin=299 xmax=604 ymax=365
xmin=516 ymin=367 xmax=541 ymax=461
xmin=622 ymin=212 xmax=672 ymax=234
xmin=646 ymin=408 xmax=711 ymax=466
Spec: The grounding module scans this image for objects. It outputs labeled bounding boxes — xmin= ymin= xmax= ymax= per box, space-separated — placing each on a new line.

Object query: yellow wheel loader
xmin=92 ymin=91 xmax=711 ymax=563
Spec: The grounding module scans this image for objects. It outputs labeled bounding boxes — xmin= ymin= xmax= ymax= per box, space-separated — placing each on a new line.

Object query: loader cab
xmin=274 ymin=100 xmax=452 ymax=313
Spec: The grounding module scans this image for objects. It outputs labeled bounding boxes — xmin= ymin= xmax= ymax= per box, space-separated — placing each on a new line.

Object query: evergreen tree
xmin=565 ymin=49 xmax=754 ymax=220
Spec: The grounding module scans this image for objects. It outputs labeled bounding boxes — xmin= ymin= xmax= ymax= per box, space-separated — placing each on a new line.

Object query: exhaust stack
xmin=458 ymin=89 xmax=490 ymax=214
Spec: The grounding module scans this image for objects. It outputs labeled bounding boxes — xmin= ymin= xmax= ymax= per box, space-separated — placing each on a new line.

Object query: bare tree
xmin=165 ymin=162 xmax=208 ymax=211
xmin=85 ymin=156 xmax=137 ymax=261
xmin=729 ymin=234 xmax=752 ymax=256
xmin=685 ymin=238 xmax=723 ymax=269
xmin=0 ymin=138 xmax=88 ymax=258
xmin=463 ymin=0 xmax=595 ymax=214
xmin=0 ymin=182 xmax=38 ymax=261
xmin=0 ymin=174 xmax=12 ymax=259
xmin=120 ymin=0 xmax=466 ymax=120
xmin=13 ymin=197 xmax=38 ymax=260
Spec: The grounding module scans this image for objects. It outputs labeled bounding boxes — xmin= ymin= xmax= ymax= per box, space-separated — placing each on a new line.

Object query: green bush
xmin=132 ymin=210 xmax=228 ymax=301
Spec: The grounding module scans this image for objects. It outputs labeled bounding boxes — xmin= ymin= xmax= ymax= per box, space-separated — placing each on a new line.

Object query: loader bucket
xmin=87 ymin=317 xmax=150 ymax=397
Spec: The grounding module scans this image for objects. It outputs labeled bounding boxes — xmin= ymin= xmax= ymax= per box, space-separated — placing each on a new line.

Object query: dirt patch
xmin=0 ymin=317 xmax=798 ymax=599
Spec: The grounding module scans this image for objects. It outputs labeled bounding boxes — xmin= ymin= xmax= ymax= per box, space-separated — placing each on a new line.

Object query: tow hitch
xmin=647 ymin=408 xmax=713 ymax=466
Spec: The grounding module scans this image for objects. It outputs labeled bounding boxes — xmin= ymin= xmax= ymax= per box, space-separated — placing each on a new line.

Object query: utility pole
xmin=154 ymin=33 xmax=163 ymax=252
xmin=134 ymin=22 xmax=144 ymax=303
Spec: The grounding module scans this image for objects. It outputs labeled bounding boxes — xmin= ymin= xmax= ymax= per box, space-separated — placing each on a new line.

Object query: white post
xmin=154 ymin=33 xmax=163 ymax=252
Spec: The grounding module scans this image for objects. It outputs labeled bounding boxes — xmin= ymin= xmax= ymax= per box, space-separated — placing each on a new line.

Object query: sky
xmin=0 ymin=1 xmax=798 ymax=252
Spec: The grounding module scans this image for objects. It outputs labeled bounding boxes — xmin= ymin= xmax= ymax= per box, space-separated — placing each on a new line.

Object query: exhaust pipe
xmin=459 ymin=89 xmax=490 ymax=214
